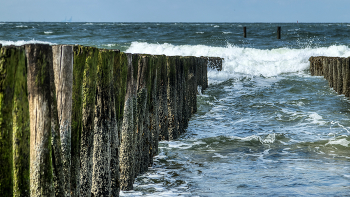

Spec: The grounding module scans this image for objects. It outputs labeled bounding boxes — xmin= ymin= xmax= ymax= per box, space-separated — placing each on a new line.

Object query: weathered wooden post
xmin=143 ymin=54 xmax=156 ymax=173
xmin=183 ymin=57 xmax=191 ymax=129
xmin=243 ymin=27 xmax=247 ymax=38
xmin=322 ymin=57 xmax=328 ymax=80
xmin=196 ymin=57 xmax=202 ymax=92
xmin=119 ymin=53 xmax=136 ymax=191
xmin=309 ymin=57 xmax=314 ymax=76
xmin=199 ymin=57 xmax=208 ymax=91
xmin=52 ymin=45 xmax=73 ymax=196
xmin=190 ymin=57 xmax=197 ymax=114
xmin=71 ymin=45 xmax=86 ymax=196
xmin=11 ymin=46 xmax=30 ymax=197
xmin=344 ymin=58 xmax=350 ymax=97
xmin=337 ymin=58 xmax=343 ymax=94
xmin=132 ymin=54 xmax=141 ymax=179
xmin=148 ymin=55 xmax=159 ymax=164
xmin=177 ymin=57 xmax=185 ymax=134
xmin=91 ymin=49 xmax=114 ymax=196
xmin=26 ymin=44 xmax=54 ymax=196
xmin=111 ymin=50 xmax=122 ymax=197
xmin=135 ymin=54 xmax=148 ymax=176
xmin=0 ymin=46 xmax=19 ymax=197
xmin=329 ymin=58 xmax=334 ymax=88
xmin=79 ymin=46 xmax=98 ymax=197
xmin=333 ymin=58 xmax=338 ymax=92
xmin=277 ymin=26 xmax=281 ymax=39
xmin=167 ymin=56 xmax=179 ymax=140
xmin=157 ymin=55 xmax=169 ymax=140
xmin=49 ymin=46 xmax=66 ymax=197
xmin=0 ymin=46 xmax=31 ymax=197
xmin=341 ymin=57 xmax=347 ymax=95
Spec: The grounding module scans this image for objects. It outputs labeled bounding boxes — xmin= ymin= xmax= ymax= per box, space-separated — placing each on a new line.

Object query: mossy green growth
xmin=12 ymin=46 xmax=30 ymax=197
xmin=71 ymin=45 xmax=86 ymax=194
xmin=72 ymin=45 xmax=86 ymax=149
xmin=114 ymin=52 xmax=128 ymax=121
xmin=97 ymin=49 xmax=113 ymax=89
xmin=82 ymin=47 xmax=98 ymax=111
xmin=0 ymin=46 xmax=16 ymax=197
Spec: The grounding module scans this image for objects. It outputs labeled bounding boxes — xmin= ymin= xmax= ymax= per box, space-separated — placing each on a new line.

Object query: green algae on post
xmin=0 ymin=46 xmax=17 ymax=197
xmin=91 ymin=49 xmax=114 ymax=196
xmin=12 ymin=46 xmax=30 ymax=197
xmin=80 ymin=46 xmax=98 ymax=197
xmin=71 ymin=45 xmax=86 ymax=196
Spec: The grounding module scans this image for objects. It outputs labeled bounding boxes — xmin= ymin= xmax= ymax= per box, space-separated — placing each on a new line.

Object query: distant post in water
xmin=243 ymin=27 xmax=246 ymax=38
xmin=277 ymin=26 xmax=281 ymax=39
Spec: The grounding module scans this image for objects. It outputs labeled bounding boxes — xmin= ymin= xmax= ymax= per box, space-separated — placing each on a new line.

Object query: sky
xmin=1 ymin=0 xmax=350 ymax=23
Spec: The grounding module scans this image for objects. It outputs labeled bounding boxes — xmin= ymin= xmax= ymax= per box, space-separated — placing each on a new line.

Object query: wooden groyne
xmin=0 ymin=44 xmax=223 ymax=196
xmin=309 ymin=56 xmax=350 ymax=97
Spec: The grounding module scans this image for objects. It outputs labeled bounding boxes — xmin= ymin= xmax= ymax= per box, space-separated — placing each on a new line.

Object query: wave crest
xmin=126 ymin=42 xmax=350 ymax=84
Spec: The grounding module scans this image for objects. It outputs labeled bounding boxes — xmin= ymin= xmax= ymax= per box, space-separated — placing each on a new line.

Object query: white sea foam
xmin=102 ymin=43 xmax=117 ymax=47
xmin=307 ymin=112 xmax=326 ymax=125
xmin=126 ymin=42 xmax=350 ymax=84
xmin=163 ymin=141 xmax=193 ymax=149
xmin=326 ymin=138 xmax=350 ymax=147
xmin=0 ymin=39 xmax=55 ymax=46
xmin=44 ymin=31 xmax=53 ymax=34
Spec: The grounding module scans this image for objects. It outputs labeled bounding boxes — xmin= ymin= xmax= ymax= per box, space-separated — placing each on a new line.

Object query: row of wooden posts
xmin=243 ymin=26 xmax=281 ymax=39
xmin=0 ymin=44 xmax=223 ymax=197
xmin=309 ymin=56 xmax=350 ymax=96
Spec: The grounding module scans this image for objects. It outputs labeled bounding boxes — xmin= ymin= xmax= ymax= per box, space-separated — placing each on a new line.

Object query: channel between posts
xmin=0 ymin=44 xmax=223 ymax=197
xmin=309 ymin=56 xmax=350 ymax=96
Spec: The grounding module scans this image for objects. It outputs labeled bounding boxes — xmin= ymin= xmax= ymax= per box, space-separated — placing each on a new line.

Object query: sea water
xmin=1 ymin=22 xmax=350 ymax=196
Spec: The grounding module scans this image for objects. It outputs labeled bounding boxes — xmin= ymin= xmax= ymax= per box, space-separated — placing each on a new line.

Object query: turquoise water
xmin=1 ymin=22 xmax=350 ymax=196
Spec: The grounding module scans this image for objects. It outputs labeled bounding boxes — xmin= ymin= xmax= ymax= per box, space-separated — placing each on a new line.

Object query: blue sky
xmin=1 ymin=0 xmax=350 ymax=22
